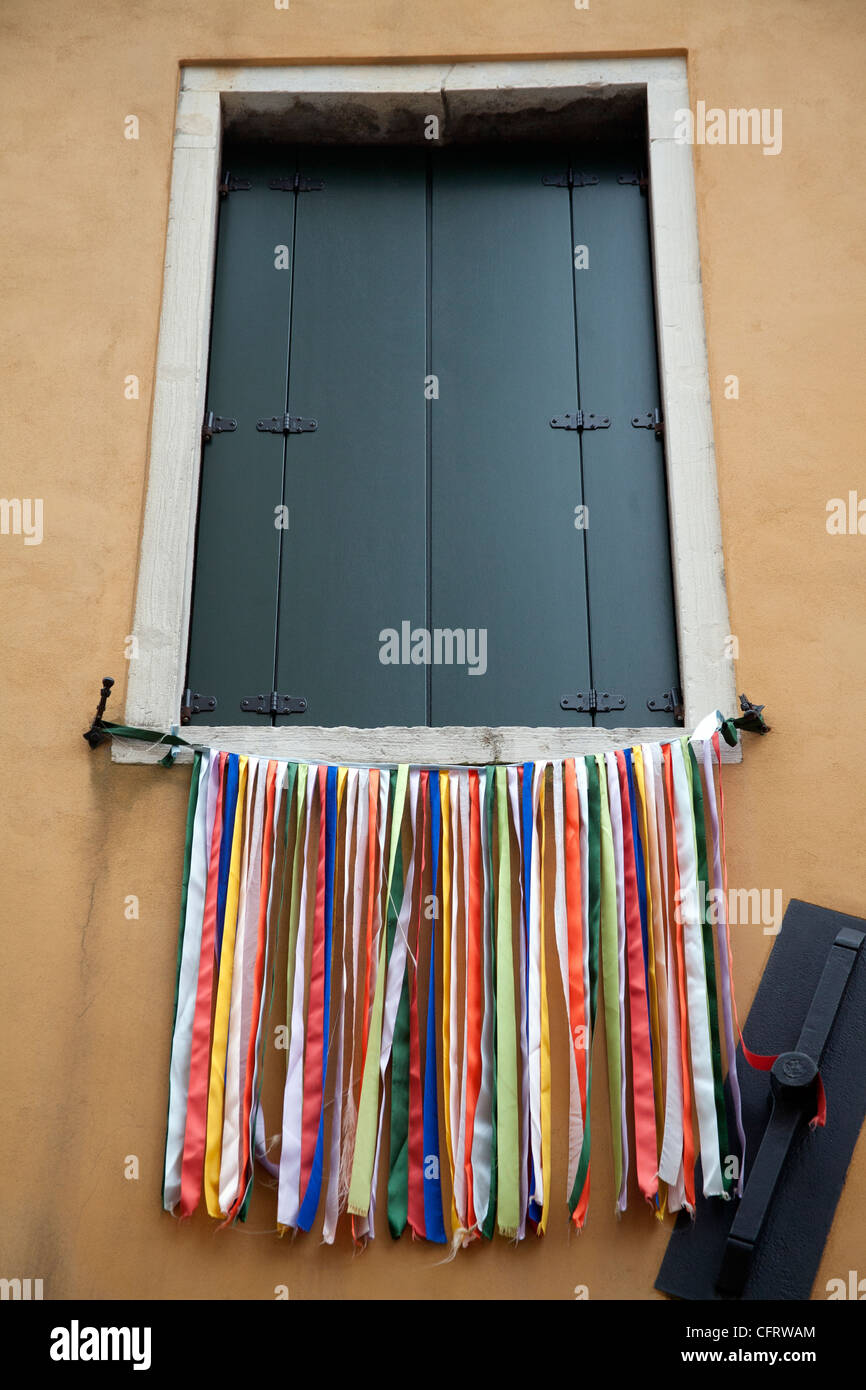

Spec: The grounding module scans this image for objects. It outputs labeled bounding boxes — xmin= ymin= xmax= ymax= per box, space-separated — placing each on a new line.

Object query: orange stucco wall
xmin=2 ymin=0 xmax=865 ymax=1300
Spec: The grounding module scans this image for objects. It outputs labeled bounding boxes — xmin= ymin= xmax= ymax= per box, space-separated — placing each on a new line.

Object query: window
xmin=122 ymin=60 xmax=735 ymax=764
xmin=186 ymin=133 xmax=679 ymax=731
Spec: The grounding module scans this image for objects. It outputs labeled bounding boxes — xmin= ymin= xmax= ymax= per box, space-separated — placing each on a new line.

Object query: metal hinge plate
xmin=218 ymin=171 xmax=251 ymax=197
xmin=632 ymin=408 xmax=664 ymax=439
xmin=202 ymin=411 xmax=237 ymax=442
xmin=241 ymin=692 xmax=308 ymax=716
xmin=618 ymin=170 xmax=649 ymax=195
xmin=550 ymin=411 xmax=611 ymax=432
xmin=561 ymin=690 xmax=626 ymax=715
xmin=181 ymin=689 xmax=217 ymax=724
xmin=256 ymin=414 xmax=318 ymax=435
xmin=647 ymin=685 xmax=684 ymax=722
xmin=543 ymin=169 xmax=599 ymax=189
xmin=268 ymin=175 xmax=324 ymax=193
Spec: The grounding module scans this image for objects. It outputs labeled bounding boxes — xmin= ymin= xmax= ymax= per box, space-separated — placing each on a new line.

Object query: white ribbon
xmin=163 ymin=750 xmax=213 ymax=1212
xmin=670 ymin=739 xmax=724 ymax=1197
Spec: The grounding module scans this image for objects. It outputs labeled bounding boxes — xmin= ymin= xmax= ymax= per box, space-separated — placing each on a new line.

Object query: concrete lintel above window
xmin=121 ymin=58 xmax=738 ymax=765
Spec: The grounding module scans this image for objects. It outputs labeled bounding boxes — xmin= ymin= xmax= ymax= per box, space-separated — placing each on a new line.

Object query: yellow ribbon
xmin=204 ymin=756 xmax=248 ymax=1216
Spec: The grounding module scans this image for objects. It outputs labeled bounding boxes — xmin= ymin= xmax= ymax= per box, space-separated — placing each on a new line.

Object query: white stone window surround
xmin=118 ymin=57 xmax=738 ymax=766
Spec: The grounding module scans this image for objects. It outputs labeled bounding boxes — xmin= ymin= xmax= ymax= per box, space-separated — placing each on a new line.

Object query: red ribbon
xmin=225 ymin=760 xmax=278 ymax=1223
xmin=300 ymin=768 xmax=328 ymax=1197
xmin=616 ymin=751 xmax=658 ymax=1204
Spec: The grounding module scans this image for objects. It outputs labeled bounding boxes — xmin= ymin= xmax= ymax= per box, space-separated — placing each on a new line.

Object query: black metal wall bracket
xmin=181 ymin=689 xmax=217 ymax=725
xmin=256 ymin=414 xmax=318 ymax=435
xmin=241 ymin=692 xmax=308 ymax=716
xmin=720 ymin=694 xmax=772 ymax=745
xmin=202 ymin=411 xmax=238 ymax=442
xmin=550 ymin=411 xmax=611 ymax=432
xmin=561 ymin=690 xmax=626 ymax=715
xmin=83 ymin=677 xmax=115 ymax=748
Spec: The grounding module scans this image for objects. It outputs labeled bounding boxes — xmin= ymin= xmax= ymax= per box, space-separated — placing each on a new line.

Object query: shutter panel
xmin=185 ymin=146 xmax=292 ymax=725
xmin=273 ymin=146 xmax=428 ymax=726
xmin=429 ymin=145 xmax=592 ymax=727
xmin=569 ymin=151 xmax=680 ymax=729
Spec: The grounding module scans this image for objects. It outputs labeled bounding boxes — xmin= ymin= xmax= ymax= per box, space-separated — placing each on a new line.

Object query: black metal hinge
xmin=202 ymin=411 xmax=237 ymax=442
xmin=543 ymin=167 xmax=599 ymax=189
xmin=550 ymin=411 xmax=611 ymax=432
xmin=561 ymin=690 xmax=626 ymax=715
xmin=632 ymin=408 xmax=664 ymax=439
xmin=618 ymin=170 xmax=649 ymax=195
xmin=218 ymin=171 xmax=251 ymax=197
xmin=647 ymin=685 xmax=684 ymax=722
xmin=256 ymin=414 xmax=318 ymax=435
xmin=241 ymin=692 xmax=308 ymax=716
xmin=268 ymin=174 xmax=324 ymax=193
xmin=181 ymin=689 xmax=217 ymax=724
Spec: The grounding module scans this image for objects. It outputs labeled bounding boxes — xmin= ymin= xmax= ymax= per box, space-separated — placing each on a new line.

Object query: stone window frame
xmin=118 ymin=57 xmax=737 ymax=765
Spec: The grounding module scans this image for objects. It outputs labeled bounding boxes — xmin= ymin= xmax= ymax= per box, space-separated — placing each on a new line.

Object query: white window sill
xmin=110 ymin=723 xmax=743 ymax=766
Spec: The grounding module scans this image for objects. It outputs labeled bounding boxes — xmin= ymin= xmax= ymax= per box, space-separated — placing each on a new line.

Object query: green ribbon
xmin=494 ymin=767 xmax=519 ymax=1236
xmin=348 ymin=766 xmax=407 ymax=1219
xmin=568 ymin=755 xmax=601 ymax=1216
xmin=91 ymin=720 xmax=194 ymax=767
xmin=595 ymin=753 xmax=624 ymax=1202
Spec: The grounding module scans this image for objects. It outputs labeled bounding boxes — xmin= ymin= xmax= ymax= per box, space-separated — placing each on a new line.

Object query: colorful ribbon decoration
xmin=163 ymin=735 xmax=748 ymax=1240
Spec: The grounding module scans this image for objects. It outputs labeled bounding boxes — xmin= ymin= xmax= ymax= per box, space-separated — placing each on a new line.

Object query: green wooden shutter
xmin=567 ymin=151 xmax=680 ymax=729
xmin=429 ymin=145 xmax=593 ymax=727
xmin=186 ymin=138 xmax=679 ymax=731
xmin=185 ymin=146 xmax=292 ymax=726
xmin=273 ymin=147 xmax=428 ymax=727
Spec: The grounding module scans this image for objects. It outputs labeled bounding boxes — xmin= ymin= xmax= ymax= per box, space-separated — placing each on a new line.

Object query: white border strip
xmin=123 ymin=58 xmax=737 ymax=764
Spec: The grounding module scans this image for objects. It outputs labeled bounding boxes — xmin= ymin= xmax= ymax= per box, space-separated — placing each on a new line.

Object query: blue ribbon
xmin=215 ymin=754 xmax=239 ymax=963
xmin=423 ymin=774 xmax=447 ymax=1242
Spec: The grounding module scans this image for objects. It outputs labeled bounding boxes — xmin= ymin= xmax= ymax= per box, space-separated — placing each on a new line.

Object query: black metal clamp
xmin=716 ymin=926 xmax=865 ymax=1298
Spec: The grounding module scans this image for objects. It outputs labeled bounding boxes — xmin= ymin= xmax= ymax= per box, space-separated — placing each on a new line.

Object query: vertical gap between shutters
xmin=567 ymin=164 xmax=596 ymax=725
xmin=271 ymin=146 xmax=301 ymax=728
xmin=425 ymin=152 xmax=434 ymax=727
